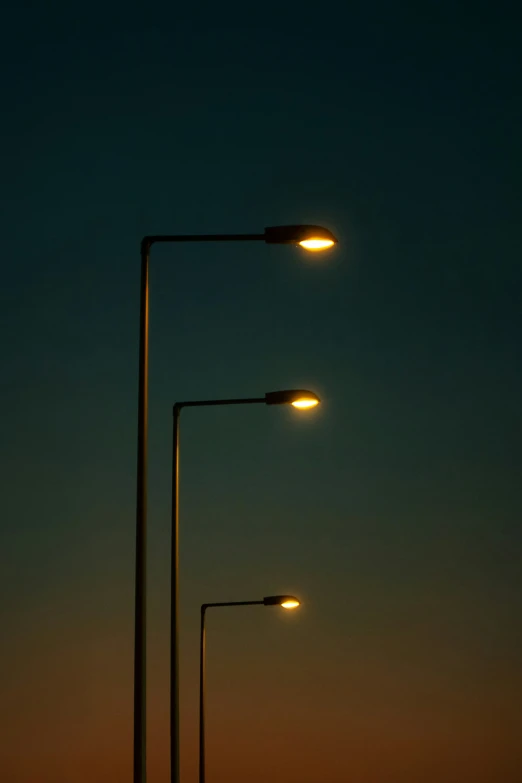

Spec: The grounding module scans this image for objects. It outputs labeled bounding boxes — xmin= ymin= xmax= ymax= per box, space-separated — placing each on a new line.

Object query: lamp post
xmin=199 ymin=595 xmax=301 ymax=783
xmin=133 ymin=225 xmax=336 ymax=783
xmin=171 ymin=391 xmax=318 ymax=783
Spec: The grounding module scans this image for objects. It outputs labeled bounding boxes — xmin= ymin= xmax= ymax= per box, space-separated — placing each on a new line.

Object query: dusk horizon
xmin=1 ymin=1 xmax=521 ymax=781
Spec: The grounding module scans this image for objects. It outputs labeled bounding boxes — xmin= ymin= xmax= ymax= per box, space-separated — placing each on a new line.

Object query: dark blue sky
xmin=1 ymin=2 xmax=521 ymax=781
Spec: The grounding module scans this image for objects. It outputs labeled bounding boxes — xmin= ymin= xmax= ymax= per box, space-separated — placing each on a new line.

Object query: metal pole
xmin=197 ymin=600 xmax=265 ymax=783
xmin=134 ymin=238 xmax=150 ymax=783
xmin=132 ymin=228 xmax=319 ymax=783
xmin=171 ymin=404 xmax=182 ymax=783
xmin=199 ymin=605 xmax=207 ymax=783
xmin=134 ymin=234 xmax=265 ymax=783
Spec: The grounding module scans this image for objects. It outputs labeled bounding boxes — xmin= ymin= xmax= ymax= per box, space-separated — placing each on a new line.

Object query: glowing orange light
xmin=291 ymin=398 xmax=320 ymax=409
xmin=299 ymin=238 xmax=335 ymax=251
xmin=280 ymin=599 xmax=300 ymax=609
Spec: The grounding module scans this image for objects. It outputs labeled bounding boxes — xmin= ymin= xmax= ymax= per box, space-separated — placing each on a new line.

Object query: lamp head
xmin=263 ymin=595 xmax=301 ymax=609
xmin=264 ymin=225 xmax=337 ymax=251
xmin=265 ymin=389 xmax=320 ymax=409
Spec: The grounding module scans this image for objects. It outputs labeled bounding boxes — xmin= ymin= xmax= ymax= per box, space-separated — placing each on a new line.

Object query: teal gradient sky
xmin=0 ymin=1 xmax=521 ymax=781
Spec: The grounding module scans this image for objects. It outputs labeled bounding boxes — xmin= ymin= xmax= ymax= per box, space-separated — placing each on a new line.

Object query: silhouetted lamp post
xmin=199 ymin=595 xmax=301 ymax=783
xmin=133 ymin=224 xmax=336 ymax=783
xmin=171 ymin=391 xmax=318 ymax=783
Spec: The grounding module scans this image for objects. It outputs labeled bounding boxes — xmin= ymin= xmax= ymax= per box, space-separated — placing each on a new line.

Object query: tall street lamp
xmin=171 ymin=391 xmax=319 ymax=783
xmin=199 ymin=595 xmax=301 ymax=783
xmin=134 ymin=225 xmax=337 ymax=783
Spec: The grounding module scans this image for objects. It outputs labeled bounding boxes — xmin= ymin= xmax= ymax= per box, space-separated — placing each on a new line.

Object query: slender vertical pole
xmin=171 ymin=404 xmax=182 ymax=783
xmin=199 ymin=606 xmax=207 ymax=783
xmin=134 ymin=239 xmax=150 ymax=783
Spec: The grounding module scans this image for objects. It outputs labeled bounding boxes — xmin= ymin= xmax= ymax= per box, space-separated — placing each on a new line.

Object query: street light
xmin=199 ymin=595 xmax=301 ymax=783
xmin=133 ymin=225 xmax=336 ymax=783
xmin=263 ymin=225 xmax=337 ymax=249
xmin=264 ymin=389 xmax=320 ymax=409
xmin=171 ymin=392 xmax=318 ymax=783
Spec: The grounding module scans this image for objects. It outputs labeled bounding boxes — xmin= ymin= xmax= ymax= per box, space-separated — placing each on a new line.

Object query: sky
xmin=0 ymin=1 xmax=521 ymax=781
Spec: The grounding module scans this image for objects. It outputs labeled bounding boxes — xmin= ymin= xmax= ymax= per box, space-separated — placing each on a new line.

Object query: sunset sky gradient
xmin=1 ymin=1 xmax=521 ymax=782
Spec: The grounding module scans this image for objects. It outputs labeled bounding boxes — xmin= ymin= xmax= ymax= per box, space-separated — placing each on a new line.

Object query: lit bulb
xmin=298 ymin=238 xmax=335 ymax=251
xmin=291 ymin=398 xmax=319 ymax=409
xmin=280 ymin=600 xmax=300 ymax=609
